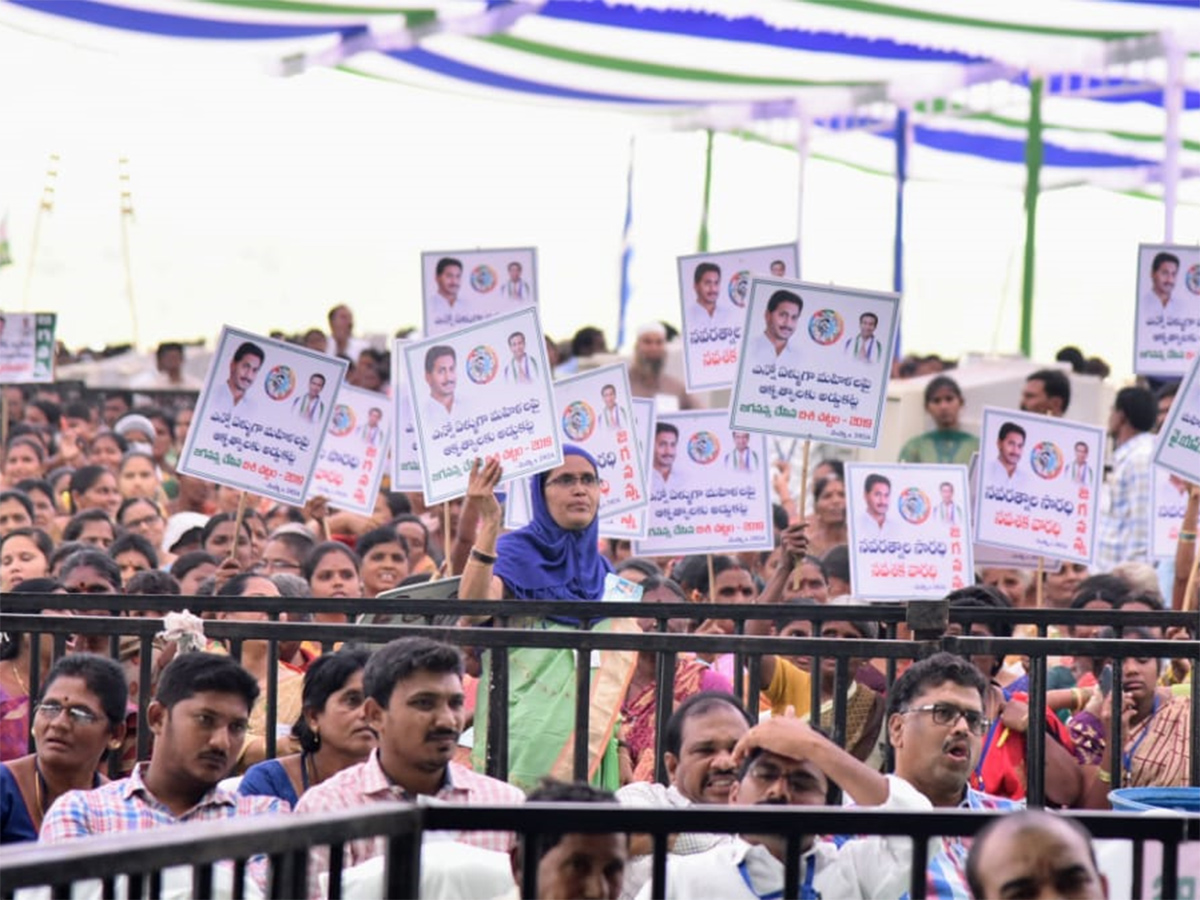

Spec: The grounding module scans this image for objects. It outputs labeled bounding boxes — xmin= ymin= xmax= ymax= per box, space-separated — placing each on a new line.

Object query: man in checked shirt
xmin=40 ymin=653 xmax=286 ymax=890
xmin=295 ymin=636 xmax=524 ymax=897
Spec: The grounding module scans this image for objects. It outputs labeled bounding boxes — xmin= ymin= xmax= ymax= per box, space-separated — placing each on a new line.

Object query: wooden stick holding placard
xmin=230 ymin=492 xmax=248 ymax=562
xmin=706 ymin=554 xmax=716 ymax=603
xmin=1183 ymin=545 xmax=1200 ymax=613
xmin=790 ymin=439 xmax=812 ymax=592
xmin=0 ymin=391 xmax=8 ymax=453
xmin=444 ymin=502 xmax=454 ymax=578
xmin=1035 ymin=557 xmax=1045 ymax=609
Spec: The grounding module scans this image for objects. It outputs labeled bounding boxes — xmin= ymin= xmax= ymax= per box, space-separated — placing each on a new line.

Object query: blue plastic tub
xmin=1108 ymin=787 xmax=1200 ymax=814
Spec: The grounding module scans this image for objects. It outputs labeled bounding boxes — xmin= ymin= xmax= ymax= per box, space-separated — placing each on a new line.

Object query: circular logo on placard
xmin=898 ymin=487 xmax=931 ymax=525
xmin=329 ymin=404 xmax=355 ymax=437
xmin=808 ymin=309 xmax=844 ymax=346
xmin=466 ymin=345 xmax=498 ymax=385
xmin=1030 ymin=441 xmax=1064 ymax=480
xmin=470 ymin=264 xmax=497 ymax=294
xmin=728 ymin=270 xmax=751 ymax=308
xmin=561 ymin=401 xmax=595 ymax=442
xmin=1185 ymin=263 xmax=1200 ymax=295
xmin=687 ymin=431 xmax=720 ymax=465
xmin=263 ymin=365 xmax=296 ymax=401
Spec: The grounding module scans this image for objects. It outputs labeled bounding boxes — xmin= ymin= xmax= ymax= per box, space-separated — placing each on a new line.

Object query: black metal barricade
xmin=2 ymin=595 xmax=1197 ymax=805
xmin=2 ymin=802 xmax=1197 ymax=900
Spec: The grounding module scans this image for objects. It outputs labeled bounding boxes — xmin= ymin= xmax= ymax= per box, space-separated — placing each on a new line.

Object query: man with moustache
xmin=421 ymin=344 xmax=458 ymax=430
xmin=296 ymin=637 xmax=523 ymax=896
xmin=647 ymin=716 xmax=888 ymax=899
xmin=40 ymin=653 xmax=284 ymax=888
xmin=213 ymin=341 xmax=264 ymax=414
xmin=745 ymin=290 xmax=804 ymax=375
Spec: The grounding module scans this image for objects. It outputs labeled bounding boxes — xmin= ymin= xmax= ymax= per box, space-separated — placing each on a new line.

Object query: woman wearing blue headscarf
xmin=458 ymin=448 xmax=637 ymax=791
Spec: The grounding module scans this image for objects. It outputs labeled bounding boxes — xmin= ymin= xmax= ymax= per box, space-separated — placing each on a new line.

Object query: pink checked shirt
xmin=295 ymin=749 xmax=524 ymax=897
xmin=39 ymin=763 xmax=286 ymax=889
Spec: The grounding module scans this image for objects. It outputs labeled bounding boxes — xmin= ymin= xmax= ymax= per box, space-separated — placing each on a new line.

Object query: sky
xmin=1 ymin=20 xmax=1197 ymax=381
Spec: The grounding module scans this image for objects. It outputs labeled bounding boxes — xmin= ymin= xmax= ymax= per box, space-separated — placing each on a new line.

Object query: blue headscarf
xmin=493 ymin=445 xmax=612 ymax=600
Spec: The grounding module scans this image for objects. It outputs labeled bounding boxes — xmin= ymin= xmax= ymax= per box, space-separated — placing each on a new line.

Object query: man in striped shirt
xmin=295 ymin=637 xmax=523 ymax=897
xmin=40 ymin=654 xmax=286 ymax=887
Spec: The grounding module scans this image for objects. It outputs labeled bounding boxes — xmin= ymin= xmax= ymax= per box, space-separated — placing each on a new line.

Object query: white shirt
xmin=211 ymin=379 xmax=257 ymax=417
xmin=615 ymin=783 xmax=729 ymax=900
xmin=686 ymin=300 xmax=744 ymax=345
xmin=744 ymin=331 xmax=804 ymax=377
xmin=421 ymin=394 xmax=456 ymax=436
xmin=326 ymin=335 xmax=371 ymax=363
xmin=427 ymin=293 xmax=486 ymax=336
xmin=984 ymin=456 xmax=1032 ymax=495
xmin=637 ymin=837 xmax=838 ymax=900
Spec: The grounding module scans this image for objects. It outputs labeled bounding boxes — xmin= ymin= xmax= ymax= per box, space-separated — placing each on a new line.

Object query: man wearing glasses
xmin=821 ymin=652 xmax=1022 ymax=899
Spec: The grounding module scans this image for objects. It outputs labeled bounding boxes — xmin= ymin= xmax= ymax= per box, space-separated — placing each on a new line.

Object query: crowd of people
xmin=0 ymin=310 xmax=1195 ymax=900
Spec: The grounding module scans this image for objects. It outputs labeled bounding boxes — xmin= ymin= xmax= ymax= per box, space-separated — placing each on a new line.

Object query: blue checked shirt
xmin=817 ymin=775 xmax=1023 ymax=900
xmin=1094 ymin=431 xmax=1155 ymax=571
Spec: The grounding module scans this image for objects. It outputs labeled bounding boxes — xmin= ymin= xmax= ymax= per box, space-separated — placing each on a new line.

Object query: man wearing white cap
xmin=628 ymin=322 xmax=693 ymax=412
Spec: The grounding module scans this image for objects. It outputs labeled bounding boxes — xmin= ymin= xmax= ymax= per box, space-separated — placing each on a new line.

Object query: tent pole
xmin=794 ymin=112 xmax=810 ymax=279
xmin=697 ymin=129 xmax=714 ymax=253
xmin=893 ymin=107 xmax=910 ymax=360
xmin=1020 ymin=76 xmax=1044 ymax=359
xmin=1163 ymin=36 xmax=1182 ymax=242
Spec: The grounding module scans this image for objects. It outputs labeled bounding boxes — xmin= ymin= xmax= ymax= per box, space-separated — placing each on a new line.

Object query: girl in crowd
xmin=804 ymin=476 xmax=848 ymax=560
xmin=356 ymin=527 xmax=410 ymax=598
xmin=116 ymin=497 xmax=170 ymax=566
xmin=1 ymin=528 xmax=53 ymax=592
xmin=60 ymin=510 xmax=117 ymax=551
xmin=1079 ymin=627 xmax=1194 ymax=801
xmin=117 ymin=451 xmax=165 ymax=504
xmin=304 ymin=542 xmax=364 ymax=623
xmin=897 ymin=375 xmax=979 ymax=465
xmin=0 ymin=654 xmax=128 ymax=843
xmin=67 ymin=465 xmax=121 ymax=520
xmin=2 ymin=437 xmax=46 ymax=485
xmin=14 ymin=479 xmax=59 ymax=536
xmin=238 ymin=647 xmax=374 ymax=807
xmin=620 ymin=574 xmax=732 ymax=783
xmin=84 ymin=431 xmax=127 ymax=474
xmin=107 ymin=533 xmax=159 ymax=587
xmin=459 ymin=448 xmax=638 ymax=791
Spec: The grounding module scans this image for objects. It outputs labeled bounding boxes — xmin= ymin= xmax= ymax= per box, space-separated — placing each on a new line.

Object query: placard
xmin=1151 ymin=466 xmax=1190 ymax=560
xmin=678 ymin=244 xmax=798 ymax=392
xmin=972 ymin=408 xmax=1105 ymax=565
xmin=846 ymin=463 xmax=972 ymax=600
xmin=600 ymin=397 xmax=655 ymax=540
xmin=634 ymin=410 xmax=773 ymax=556
xmin=967 ymin=453 xmax=1061 ymax=572
xmin=421 ymin=247 xmax=538 ymax=337
xmin=403 ymin=307 xmax=561 ymax=503
xmin=729 ymin=278 xmax=899 ymax=447
xmin=179 ymin=327 xmax=348 ymax=503
xmin=389 ymin=339 xmax=422 ymax=492
xmin=307 ymin=384 xmax=391 ymax=516
xmin=1133 ymin=243 xmax=1200 ymax=377
xmin=0 ymin=312 xmax=56 ymax=384
xmin=1153 ymin=350 xmax=1200 ymax=483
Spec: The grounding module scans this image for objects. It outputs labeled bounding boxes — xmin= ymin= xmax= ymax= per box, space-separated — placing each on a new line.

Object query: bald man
xmin=966 ymin=810 xmax=1108 ymax=900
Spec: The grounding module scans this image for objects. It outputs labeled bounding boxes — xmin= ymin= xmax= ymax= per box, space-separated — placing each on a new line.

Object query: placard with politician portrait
xmin=846 ymin=463 xmax=972 ymax=600
xmin=634 ymin=410 xmax=773 ymax=556
xmin=678 ymin=243 xmax=798 ymax=391
xmin=422 ymin=246 xmax=538 ymax=337
xmin=729 ymin=278 xmax=898 ymax=447
xmin=403 ymin=307 xmax=560 ymax=503
xmin=972 ymin=408 xmax=1105 ymax=564
xmin=180 ymin=326 xmax=347 ymax=503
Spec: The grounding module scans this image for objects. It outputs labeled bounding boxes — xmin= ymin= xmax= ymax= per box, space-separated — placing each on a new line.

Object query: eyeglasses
xmin=123 ymin=513 xmax=161 ymax=530
xmin=747 ymin=761 xmax=820 ymax=795
xmin=35 ymin=702 xmax=102 ymax=726
xmin=545 ymin=473 xmax=599 ymax=489
xmin=253 ymin=558 xmax=302 ymax=574
xmin=900 ymin=702 xmax=990 ymax=735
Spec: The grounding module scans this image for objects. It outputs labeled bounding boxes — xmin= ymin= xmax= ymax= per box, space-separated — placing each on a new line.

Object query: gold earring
xmin=109 ymin=740 xmax=122 ymax=750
